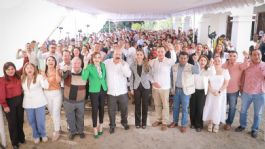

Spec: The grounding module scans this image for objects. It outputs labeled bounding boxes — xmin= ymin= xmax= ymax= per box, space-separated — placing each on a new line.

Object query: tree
xmin=131 ymin=23 xmax=142 ymax=30
xmin=100 ymin=21 xmax=116 ymax=33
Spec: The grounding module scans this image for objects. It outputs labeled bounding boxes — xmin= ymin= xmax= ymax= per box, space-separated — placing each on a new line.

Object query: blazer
xmin=129 ymin=62 xmax=151 ymax=90
xmin=22 ymin=75 xmax=48 ymax=109
xmin=82 ymin=63 xmax=107 ymax=93
xmin=171 ymin=63 xmax=198 ymax=95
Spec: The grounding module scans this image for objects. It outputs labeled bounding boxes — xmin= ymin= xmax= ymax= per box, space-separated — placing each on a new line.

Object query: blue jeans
xmin=239 ymin=92 xmax=265 ymax=132
xmin=226 ymin=91 xmax=239 ymax=125
xmin=26 ymin=106 xmax=46 ymax=139
xmin=173 ymin=88 xmax=190 ymax=126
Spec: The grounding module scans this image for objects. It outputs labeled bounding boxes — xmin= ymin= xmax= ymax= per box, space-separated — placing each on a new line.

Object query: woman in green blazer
xmin=82 ymin=52 xmax=107 ymax=138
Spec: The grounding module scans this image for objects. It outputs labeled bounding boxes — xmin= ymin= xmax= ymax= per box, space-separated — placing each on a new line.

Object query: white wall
xmin=0 ymin=0 xmax=106 ymax=76
xmin=0 ymin=0 xmax=67 ymax=76
xmin=198 ymin=12 xmax=230 ymax=46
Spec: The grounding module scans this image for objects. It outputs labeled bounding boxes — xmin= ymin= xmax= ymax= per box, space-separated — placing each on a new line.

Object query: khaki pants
xmin=152 ymin=88 xmax=170 ymax=124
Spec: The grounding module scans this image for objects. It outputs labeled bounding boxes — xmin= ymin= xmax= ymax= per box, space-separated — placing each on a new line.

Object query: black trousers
xmin=90 ymin=89 xmax=106 ymax=128
xmin=5 ymin=95 xmax=25 ymax=146
xmin=134 ymin=84 xmax=150 ymax=126
xmin=189 ymin=89 xmax=206 ymax=129
xmin=108 ymin=94 xmax=128 ymax=128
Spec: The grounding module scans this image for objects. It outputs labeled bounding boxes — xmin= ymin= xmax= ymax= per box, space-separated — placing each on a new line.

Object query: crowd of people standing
xmin=1 ymin=29 xmax=265 ymax=149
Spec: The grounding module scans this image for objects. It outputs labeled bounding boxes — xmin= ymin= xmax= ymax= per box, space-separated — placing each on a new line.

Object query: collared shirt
xmin=0 ymin=77 xmax=22 ymax=108
xmin=104 ymin=59 xmax=131 ymax=96
xmin=59 ymin=61 xmax=72 ymax=87
xmin=126 ymin=47 xmax=136 ymax=66
xmin=149 ymin=57 xmax=175 ymax=89
xmin=243 ymin=62 xmax=265 ymax=94
xmin=223 ymin=61 xmax=248 ymax=93
xmin=175 ymin=62 xmax=200 ymax=88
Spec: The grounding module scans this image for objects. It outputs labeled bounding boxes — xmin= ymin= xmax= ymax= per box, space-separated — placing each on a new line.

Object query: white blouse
xmin=194 ymin=66 xmax=215 ymax=94
xmin=22 ymin=75 xmax=49 ymax=109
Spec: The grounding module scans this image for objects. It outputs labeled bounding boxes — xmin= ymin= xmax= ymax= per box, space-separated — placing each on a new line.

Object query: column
xmin=183 ymin=16 xmax=192 ymax=33
xmin=231 ymin=6 xmax=255 ymax=62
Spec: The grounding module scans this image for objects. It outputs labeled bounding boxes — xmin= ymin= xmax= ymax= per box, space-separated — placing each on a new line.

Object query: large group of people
xmin=0 ymin=29 xmax=265 ymax=149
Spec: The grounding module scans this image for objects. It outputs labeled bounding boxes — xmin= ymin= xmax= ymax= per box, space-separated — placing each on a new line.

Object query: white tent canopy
xmin=48 ymin=0 xmax=263 ymax=20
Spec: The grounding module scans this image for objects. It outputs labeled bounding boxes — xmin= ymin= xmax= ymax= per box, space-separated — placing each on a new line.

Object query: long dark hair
xmin=45 ymin=56 xmax=57 ymax=75
xmin=198 ymin=55 xmax=210 ymax=70
xmin=3 ymin=62 xmax=20 ymax=81
xmin=214 ymin=44 xmax=224 ymax=58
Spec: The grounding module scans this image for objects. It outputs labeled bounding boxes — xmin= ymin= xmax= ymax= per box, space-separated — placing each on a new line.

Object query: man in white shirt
xmin=59 ymin=50 xmax=72 ymax=89
xmin=126 ymin=42 xmax=137 ymax=66
xmin=104 ymin=49 xmax=131 ymax=134
xmin=149 ymin=46 xmax=175 ymax=131
xmin=37 ymin=43 xmax=62 ymax=71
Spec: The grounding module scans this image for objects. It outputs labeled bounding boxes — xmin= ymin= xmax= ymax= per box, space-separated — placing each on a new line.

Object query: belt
xmin=176 ymin=87 xmax=183 ymax=90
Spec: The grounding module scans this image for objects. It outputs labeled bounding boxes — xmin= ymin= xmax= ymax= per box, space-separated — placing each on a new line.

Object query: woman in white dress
xmin=203 ymin=55 xmax=230 ymax=133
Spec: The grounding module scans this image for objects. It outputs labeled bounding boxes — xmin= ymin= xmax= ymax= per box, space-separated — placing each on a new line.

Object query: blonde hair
xmin=21 ymin=62 xmax=38 ymax=84
xmin=136 ymin=49 xmax=150 ymax=73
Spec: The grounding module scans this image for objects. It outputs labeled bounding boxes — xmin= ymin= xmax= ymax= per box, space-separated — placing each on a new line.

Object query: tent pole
xmin=108 ymin=20 xmax=110 ymax=33
xmin=45 ymin=15 xmax=67 ymax=42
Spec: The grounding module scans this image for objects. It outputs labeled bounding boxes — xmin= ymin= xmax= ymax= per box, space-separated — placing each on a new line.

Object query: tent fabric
xmin=47 ymin=0 xmax=264 ymax=20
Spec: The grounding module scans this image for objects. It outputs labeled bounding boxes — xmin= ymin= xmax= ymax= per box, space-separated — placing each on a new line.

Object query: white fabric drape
xmin=47 ymin=0 xmax=264 ymax=20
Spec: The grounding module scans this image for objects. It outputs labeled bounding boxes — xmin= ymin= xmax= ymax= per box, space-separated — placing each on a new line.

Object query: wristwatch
xmin=218 ymin=90 xmax=221 ymax=94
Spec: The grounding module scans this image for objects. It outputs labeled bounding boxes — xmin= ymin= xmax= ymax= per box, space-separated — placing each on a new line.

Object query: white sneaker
xmin=42 ymin=136 xmax=48 ymax=143
xmin=34 ymin=138 xmax=40 ymax=144
xmin=52 ymin=132 xmax=60 ymax=142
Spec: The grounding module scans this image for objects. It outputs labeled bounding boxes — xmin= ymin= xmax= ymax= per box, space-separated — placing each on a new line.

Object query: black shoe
xmin=0 ymin=144 xmax=5 ymax=149
xmin=79 ymin=133 xmax=85 ymax=139
xmin=142 ymin=125 xmax=146 ymax=129
xmin=109 ymin=128 xmax=115 ymax=134
xmin=13 ymin=145 xmax=19 ymax=149
xmin=68 ymin=134 xmax=75 ymax=140
xmin=19 ymin=139 xmax=26 ymax=144
xmin=251 ymin=130 xmax=258 ymax=138
xmin=235 ymin=126 xmax=245 ymax=132
xmin=123 ymin=124 xmax=130 ymax=130
xmin=196 ymin=128 xmax=202 ymax=132
xmin=190 ymin=125 xmax=195 ymax=129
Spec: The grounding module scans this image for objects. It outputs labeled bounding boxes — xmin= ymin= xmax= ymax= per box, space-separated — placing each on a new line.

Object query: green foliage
xmin=100 ymin=21 xmax=144 ymax=32
xmin=131 ymin=23 xmax=142 ymax=30
xmin=100 ymin=21 xmax=116 ymax=33
xmin=100 ymin=19 xmax=173 ymax=32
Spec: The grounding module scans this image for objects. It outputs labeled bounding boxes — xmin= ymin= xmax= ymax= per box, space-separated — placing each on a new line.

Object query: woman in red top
xmin=0 ymin=62 xmax=25 ymax=149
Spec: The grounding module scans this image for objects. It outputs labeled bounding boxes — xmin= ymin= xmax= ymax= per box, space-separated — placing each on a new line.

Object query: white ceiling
xmin=47 ymin=0 xmax=262 ymax=20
